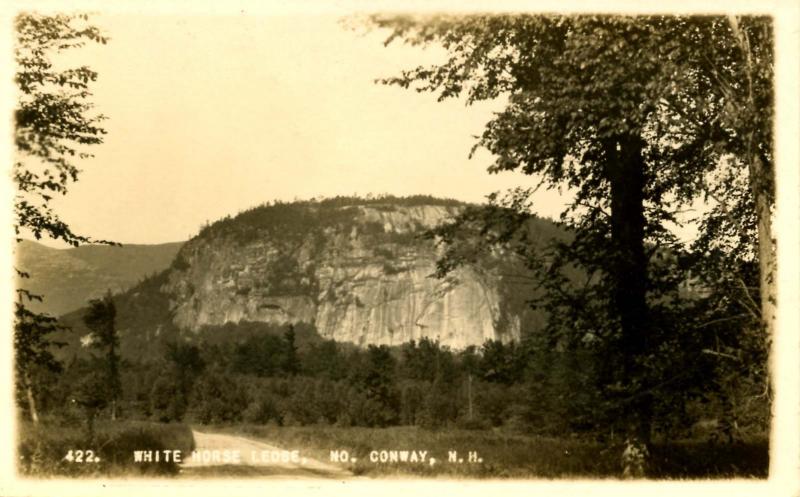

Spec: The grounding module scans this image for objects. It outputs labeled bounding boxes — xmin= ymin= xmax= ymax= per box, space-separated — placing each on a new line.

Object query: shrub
xmin=190 ymin=371 xmax=248 ymax=424
xmin=149 ymin=376 xmax=187 ymax=422
xmin=242 ymin=398 xmax=280 ymax=424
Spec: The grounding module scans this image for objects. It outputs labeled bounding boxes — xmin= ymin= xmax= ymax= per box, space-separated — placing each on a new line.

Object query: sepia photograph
xmin=2 ymin=1 xmax=798 ymax=495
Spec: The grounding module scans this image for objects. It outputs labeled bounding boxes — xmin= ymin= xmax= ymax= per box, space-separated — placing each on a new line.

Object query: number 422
xmin=64 ymin=450 xmax=100 ymax=463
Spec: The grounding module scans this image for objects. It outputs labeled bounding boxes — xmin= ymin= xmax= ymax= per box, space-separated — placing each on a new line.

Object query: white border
xmin=0 ymin=1 xmax=797 ymax=496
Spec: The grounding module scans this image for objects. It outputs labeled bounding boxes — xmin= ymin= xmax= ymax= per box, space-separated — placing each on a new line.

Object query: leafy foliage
xmin=13 ymin=301 xmax=65 ymax=417
xmin=191 ymin=367 xmax=249 ymax=424
xmin=82 ymin=293 xmax=122 ymax=416
xmin=347 ymin=345 xmax=400 ymax=427
xmin=29 ymin=308 xmax=769 ymax=471
xmin=149 ymin=342 xmax=205 ymax=422
xmin=14 ymin=13 xmax=110 ymax=246
xmin=13 ymin=12 xmax=112 ymax=423
xmin=367 ymin=13 xmax=773 ymax=448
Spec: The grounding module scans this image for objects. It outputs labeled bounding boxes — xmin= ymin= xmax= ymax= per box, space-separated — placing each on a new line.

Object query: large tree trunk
xmin=726 ymin=16 xmax=776 ymax=339
xmin=749 ymin=153 xmax=777 ymax=337
xmin=605 ymin=135 xmax=651 ymax=477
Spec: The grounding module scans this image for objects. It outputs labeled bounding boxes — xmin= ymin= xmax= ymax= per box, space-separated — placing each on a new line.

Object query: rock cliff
xmin=162 ymin=199 xmax=537 ymax=348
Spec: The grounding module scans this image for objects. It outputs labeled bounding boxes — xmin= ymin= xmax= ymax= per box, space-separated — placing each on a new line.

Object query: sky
xmin=30 ymin=13 xmax=569 ymax=247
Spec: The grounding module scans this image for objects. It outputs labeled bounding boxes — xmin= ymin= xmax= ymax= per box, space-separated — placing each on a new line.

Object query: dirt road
xmin=180 ymin=429 xmax=353 ymax=478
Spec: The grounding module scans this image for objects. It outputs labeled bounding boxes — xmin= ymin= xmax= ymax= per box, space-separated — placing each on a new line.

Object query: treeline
xmin=195 ymin=194 xmax=466 ymax=245
xmin=26 ymin=321 xmax=767 ymax=441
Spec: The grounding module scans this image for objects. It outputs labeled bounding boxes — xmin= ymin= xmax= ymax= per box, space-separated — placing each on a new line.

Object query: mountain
xmin=58 ymin=196 xmax=561 ymax=360
xmin=14 ymin=239 xmax=184 ymax=316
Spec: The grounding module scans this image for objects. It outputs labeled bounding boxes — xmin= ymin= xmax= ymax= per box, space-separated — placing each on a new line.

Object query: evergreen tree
xmin=282 ymin=324 xmax=300 ymax=376
xmin=349 ymin=345 xmax=399 ymax=426
xmin=82 ymin=292 xmax=121 ymax=420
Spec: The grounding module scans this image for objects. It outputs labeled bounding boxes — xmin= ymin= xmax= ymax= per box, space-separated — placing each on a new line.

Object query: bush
xmin=101 ymin=429 xmax=181 ymax=475
xmin=455 ymin=416 xmax=491 ymax=430
xmin=418 ymin=380 xmax=459 ymax=429
xmin=190 ymin=371 xmax=248 ymax=424
xmin=150 ymin=375 xmax=187 ymax=422
xmin=242 ymin=398 xmax=280 ymax=424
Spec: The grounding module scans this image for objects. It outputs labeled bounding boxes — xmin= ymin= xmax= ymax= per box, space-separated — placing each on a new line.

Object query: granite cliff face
xmin=162 ymin=200 xmax=536 ymax=348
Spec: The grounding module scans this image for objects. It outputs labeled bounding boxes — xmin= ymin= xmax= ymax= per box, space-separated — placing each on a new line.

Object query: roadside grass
xmin=648 ymin=438 xmax=769 ymax=478
xmin=211 ymin=424 xmax=768 ymax=479
xmin=17 ymin=416 xmax=195 ymax=477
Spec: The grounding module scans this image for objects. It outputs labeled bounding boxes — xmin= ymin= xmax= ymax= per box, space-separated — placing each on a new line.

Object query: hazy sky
xmin=33 ymin=13 xmax=568 ymax=247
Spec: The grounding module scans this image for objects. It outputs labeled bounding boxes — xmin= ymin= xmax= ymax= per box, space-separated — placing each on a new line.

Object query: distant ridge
xmin=14 ymin=239 xmax=184 ymax=316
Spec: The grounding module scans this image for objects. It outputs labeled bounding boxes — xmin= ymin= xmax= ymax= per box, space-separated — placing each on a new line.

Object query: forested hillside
xmin=15 ymin=240 xmax=183 ymax=316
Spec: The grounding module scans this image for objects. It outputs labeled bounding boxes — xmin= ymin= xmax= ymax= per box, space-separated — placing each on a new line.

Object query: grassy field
xmin=17 ymin=417 xmax=195 ymax=477
xmin=16 ymin=418 xmax=768 ymax=479
xmin=213 ymin=424 xmax=768 ymax=479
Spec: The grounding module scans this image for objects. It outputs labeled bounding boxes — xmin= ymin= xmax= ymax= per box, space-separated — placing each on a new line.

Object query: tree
xmin=191 ymin=368 xmax=248 ymax=424
xmin=83 ymin=292 xmax=121 ymax=419
xmin=479 ymin=339 xmax=526 ymax=385
xmin=13 ymin=303 xmax=63 ymax=423
xmin=399 ymin=337 xmax=456 ymax=382
xmin=664 ymin=19 xmax=775 ymax=415
xmin=13 ymin=12 xmax=110 ymax=423
xmin=231 ymin=333 xmax=285 ymax=376
xmin=371 ymin=12 xmax=669 ymax=453
xmin=282 ymin=324 xmax=300 ymax=376
xmin=301 ymin=339 xmax=347 ymax=379
xmin=14 ymin=13 xmax=109 ymax=244
xmin=72 ymin=369 xmax=109 ymax=441
xmin=166 ymin=341 xmax=206 ymax=387
xmin=604 ymin=17 xmax=776 ymax=439
xmin=667 ymin=17 xmax=775 ymax=338
xmin=150 ymin=342 xmax=205 ymax=422
xmin=368 ymin=14 xmax=773 ymax=474
xmin=150 ymin=375 xmax=187 ymax=423
xmin=458 ymin=345 xmax=481 ymax=423
xmin=348 ymin=345 xmax=399 ymax=426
